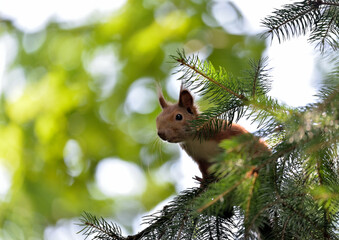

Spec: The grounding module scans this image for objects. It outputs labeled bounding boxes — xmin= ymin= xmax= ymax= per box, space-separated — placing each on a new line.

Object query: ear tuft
xmin=157 ymin=87 xmax=168 ymax=109
xmin=179 ymin=90 xmax=194 ymax=108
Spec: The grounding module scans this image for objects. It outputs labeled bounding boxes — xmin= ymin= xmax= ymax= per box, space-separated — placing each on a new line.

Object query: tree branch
xmin=175 ymin=57 xmax=248 ymax=101
xmin=319 ymin=0 xmax=339 ymax=7
xmin=264 ymin=3 xmax=318 ymax=37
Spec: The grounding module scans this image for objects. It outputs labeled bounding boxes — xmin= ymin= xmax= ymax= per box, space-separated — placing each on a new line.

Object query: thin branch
xmin=78 ymin=213 xmax=124 ymax=240
xmin=281 ymin=216 xmax=291 ymax=240
xmin=321 ymin=14 xmax=337 ymax=49
xmin=323 ymin=210 xmax=331 ymax=239
xmin=175 ymin=57 xmax=248 ymax=101
xmin=319 ymin=0 xmax=339 ymax=7
xmin=255 ymin=144 xmax=297 ymax=173
xmin=84 ymin=222 xmax=123 ymax=240
xmin=251 ymin=60 xmax=261 ymax=98
xmin=316 ymin=84 xmax=339 ymax=112
xmin=314 ymin=148 xmax=331 ymax=239
xmin=264 ymin=4 xmax=318 ymax=36
xmin=177 ymin=210 xmax=189 ymax=240
xmin=276 ymin=193 xmax=320 ymax=231
xmin=246 ymin=200 xmax=280 ymax=237
xmin=244 ymin=171 xmax=259 ymax=239
xmin=197 ymin=178 xmax=245 ymax=213
xmin=316 ymin=155 xmax=324 ymax=185
xmin=197 ymin=167 xmax=258 ymax=213
xmin=197 ymin=142 xmax=298 ymax=215
xmin=246 ymin=171 xmax=259 ymax=219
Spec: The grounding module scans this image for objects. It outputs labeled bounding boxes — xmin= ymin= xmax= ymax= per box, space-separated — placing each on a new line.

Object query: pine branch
xmin=78 ymin=79 xmax=339 ymax=239
xmin=262 ymin=1 xmax=321 ymax=42
xmin=197 ymin=177 xmax=246 ymax=213
xmin=173 ymin=51 xmax=248 ymax=101
xmin=276 ymin=193 xmax=325 ymax=239
xmin=176 ymin=209 xmax=189 ymax=240
xmin=262 ymin=0 xmax=339 ymax=51
xmin=245 ymin=171 xmax=258 ymax=220
xmin=251 ymin=61 xmax=260 ymax=99
xmin=311 ymin=3 xmax=339 ymax=52
xmin=78 ymin=212 xmax=124 ymax=240
xmin=78 ymin=12 xmax=339 ymax=238
xmin=246 ymin=200 xmax=279 ymax=237
xmin=315 ymin=82 xmax=339 ymax=112
xmin=172 ymin=51 xmax=279 ymax=140
xmin=319 ymin=0 xmax=339 ymax=7
xmin=281 ymin=216 xmax=291 ymax=240
xmin=244 ymin=171 xmax=259 ymax=239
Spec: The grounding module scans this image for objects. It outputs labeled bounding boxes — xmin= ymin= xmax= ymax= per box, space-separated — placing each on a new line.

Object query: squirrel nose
xmin=157 ymin=131 xmax=167 ymax=141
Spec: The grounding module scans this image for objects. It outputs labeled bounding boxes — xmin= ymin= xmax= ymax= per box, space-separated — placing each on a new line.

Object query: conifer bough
xmin=262 ymin=0 xmax=339 ymax=52
xmin=78 ymin=1 xmax=339 ymax=239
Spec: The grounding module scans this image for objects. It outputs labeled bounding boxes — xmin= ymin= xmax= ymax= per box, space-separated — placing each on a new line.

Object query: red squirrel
xmin=156 ymin=88 xmax=269 ymax=180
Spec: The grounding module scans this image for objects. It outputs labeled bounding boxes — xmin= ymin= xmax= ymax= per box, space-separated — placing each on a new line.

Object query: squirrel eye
xmin=175 ymin=114 xmax=183 ymax=121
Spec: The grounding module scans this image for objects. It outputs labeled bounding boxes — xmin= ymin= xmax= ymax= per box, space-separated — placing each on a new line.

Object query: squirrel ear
xmin=157 ymin=88 xmax=168 ymax=109
xmin=179 ymin=90 xmax=194 ymax=108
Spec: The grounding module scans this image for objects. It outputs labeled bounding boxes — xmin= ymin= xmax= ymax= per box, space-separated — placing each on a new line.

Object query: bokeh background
xmin=0 ymin=0 xmax=320 ymax=239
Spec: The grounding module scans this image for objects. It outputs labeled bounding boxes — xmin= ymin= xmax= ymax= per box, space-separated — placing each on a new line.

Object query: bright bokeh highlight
xmin=95 ymin=158 xmax=146 ymax=197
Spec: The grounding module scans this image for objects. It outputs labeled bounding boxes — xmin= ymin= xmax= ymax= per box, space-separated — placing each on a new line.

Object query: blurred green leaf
xmin=0 ymin=0 xmax=267 ymax=238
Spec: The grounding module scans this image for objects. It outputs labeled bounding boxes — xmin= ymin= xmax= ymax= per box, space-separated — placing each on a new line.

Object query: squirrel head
xmin=156 ymin=89 xmax=198 ymax=143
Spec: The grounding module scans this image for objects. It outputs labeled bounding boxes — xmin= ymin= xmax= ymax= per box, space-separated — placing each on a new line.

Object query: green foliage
xmin=262 ymin=0 xmax=339 ymax=52
xmin=78 ymin=212 xmax=123 ymax=240
xmin=173 ymin=51 xmax=274 ymax=139
xmin=79 ymin=61 xmax=339 ymax=239
xmin=77 ymin=1 xmax=339 ymax=240
xmin=0 ymin=0 xmax=266 ymax=239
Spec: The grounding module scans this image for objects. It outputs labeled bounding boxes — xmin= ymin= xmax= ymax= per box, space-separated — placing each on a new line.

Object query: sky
xmin=0 ymin=0 xmax=321 ymax=238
